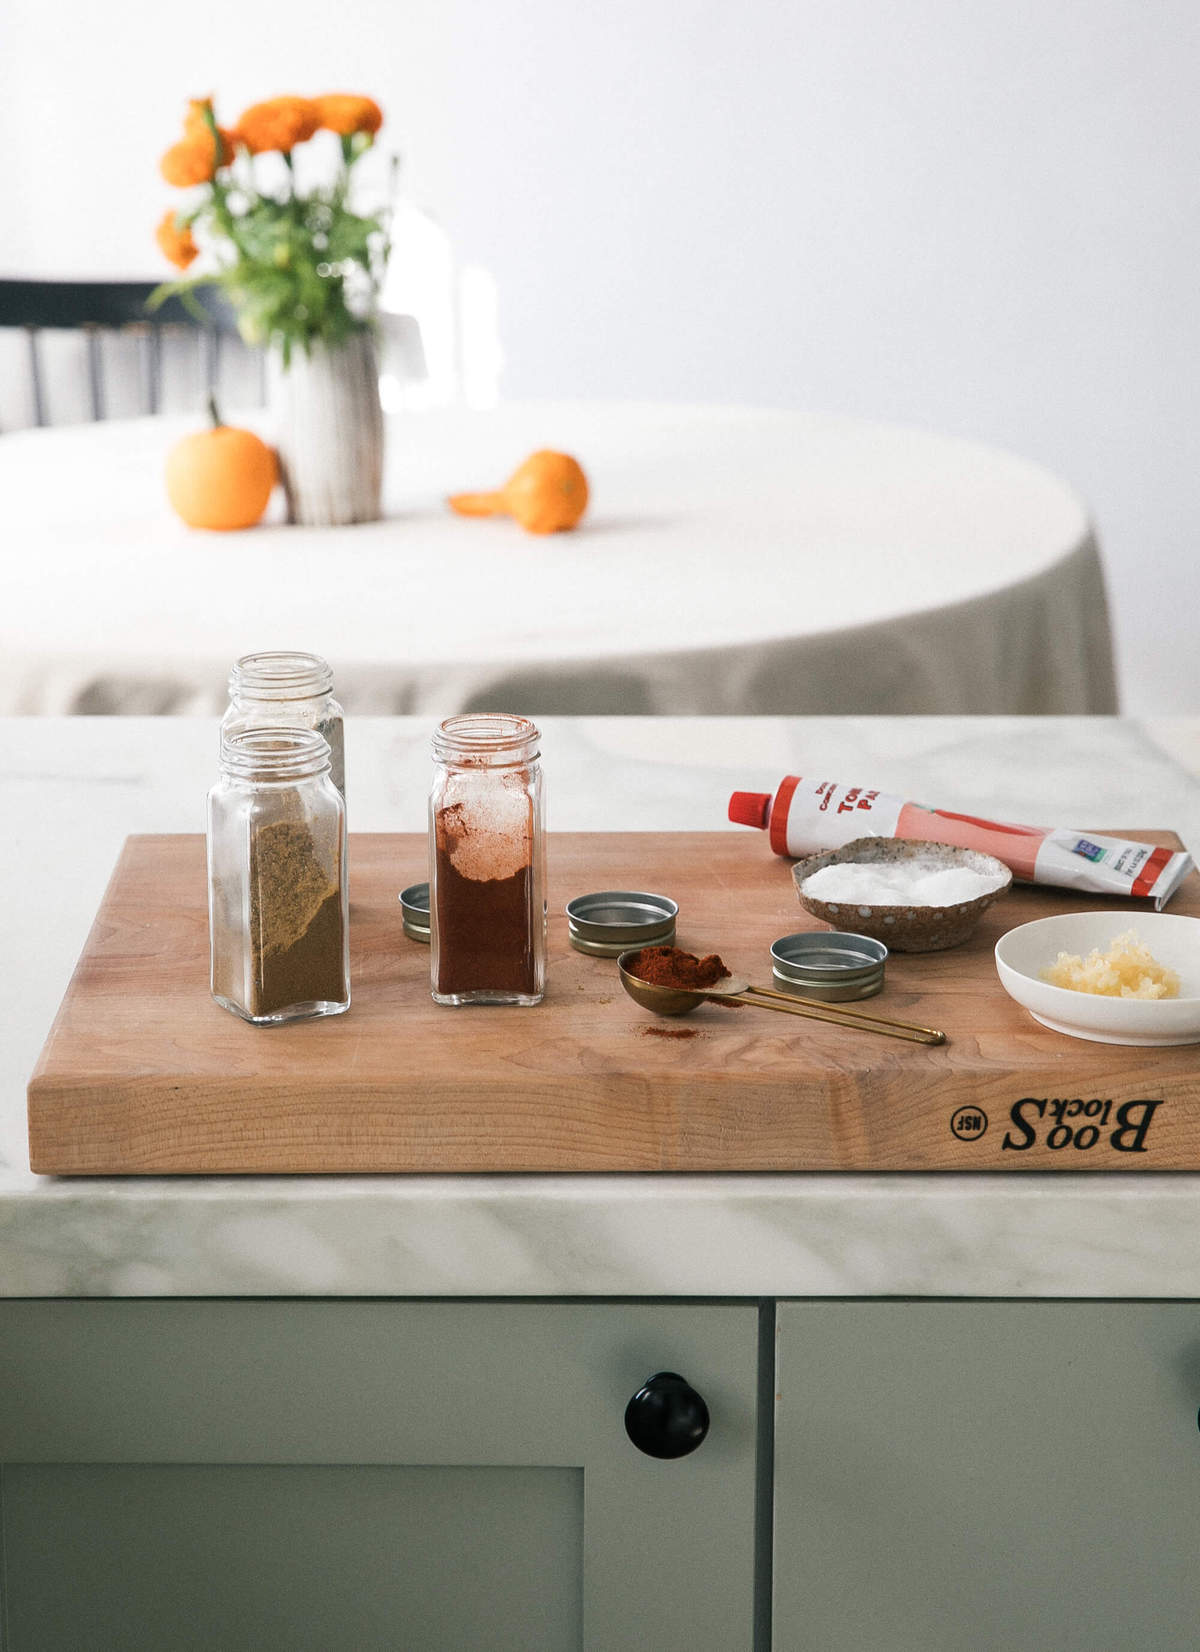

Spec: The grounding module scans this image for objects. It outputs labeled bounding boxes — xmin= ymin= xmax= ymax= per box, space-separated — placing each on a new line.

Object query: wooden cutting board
xmin=27 ymin=831 xmax=1200 ymax=1174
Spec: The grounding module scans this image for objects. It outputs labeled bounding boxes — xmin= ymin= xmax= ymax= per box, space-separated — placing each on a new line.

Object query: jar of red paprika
xmin=429 ymin=714 xmax=546 ymax=1006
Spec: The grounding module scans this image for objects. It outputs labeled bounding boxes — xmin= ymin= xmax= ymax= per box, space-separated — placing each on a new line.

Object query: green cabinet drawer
xmin=775 ymin=1301 xmax=1200 ymax=1650
xmin=0 ymin=1300 xmax=760 ymax=1651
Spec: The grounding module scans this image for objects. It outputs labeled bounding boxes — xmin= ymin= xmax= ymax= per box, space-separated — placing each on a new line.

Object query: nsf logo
xmin=950 ymin=1106 xmax=988 ymax=1141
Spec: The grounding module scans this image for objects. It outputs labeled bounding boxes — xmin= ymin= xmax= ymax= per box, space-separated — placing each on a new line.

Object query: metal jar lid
xmin=566 ymin=890 xmax=678 ymax=958
xmin=399 ymin=882 xmax=431 ymax=943
xmin=770 ymin=931 xmax=887 ymax=1002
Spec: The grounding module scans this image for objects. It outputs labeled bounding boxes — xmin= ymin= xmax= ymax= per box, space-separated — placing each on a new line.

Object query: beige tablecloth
xmin=0 ymin=401 xmax=1117 ymax=716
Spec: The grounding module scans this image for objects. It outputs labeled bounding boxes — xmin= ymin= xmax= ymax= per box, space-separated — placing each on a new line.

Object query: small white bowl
xmin=994 ymin=911 xmax=1200 ymax=1045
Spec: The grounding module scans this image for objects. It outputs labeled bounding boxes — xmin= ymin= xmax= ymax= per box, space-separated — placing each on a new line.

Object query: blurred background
xmin=1 ymin=0 xmax=1196 ymax=713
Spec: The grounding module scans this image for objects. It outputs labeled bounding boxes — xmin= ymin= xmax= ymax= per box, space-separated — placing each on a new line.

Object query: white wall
xmin=3 ymin=0 xmax=1197 ymax=712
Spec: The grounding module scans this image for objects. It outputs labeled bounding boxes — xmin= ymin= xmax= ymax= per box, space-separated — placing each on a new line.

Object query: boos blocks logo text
xmin=1003 ymin=1097 xmax=1160 ymax=1152
xmin=950 ymin=1097 xmax=1163 ymax=1154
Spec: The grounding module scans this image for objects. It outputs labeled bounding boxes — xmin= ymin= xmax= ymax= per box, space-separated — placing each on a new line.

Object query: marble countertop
xmin=6 ymin=714 xmax=1200 ymax=1300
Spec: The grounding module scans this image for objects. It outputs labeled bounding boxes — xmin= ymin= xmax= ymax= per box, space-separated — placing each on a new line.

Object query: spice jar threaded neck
xmin=432 ymin=713 xmax=540 ymax=768
xmin=219 ymin=726 xmax=333 ymax=783
xmin=229 ymin=651 xmax=335 ymax=703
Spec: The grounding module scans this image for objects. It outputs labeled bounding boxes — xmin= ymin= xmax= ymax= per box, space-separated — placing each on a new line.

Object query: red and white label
xmin=777 ymin=778 xmax=905 ymax=856
xmin=774 ymin=775 xmax=1192 ymax=908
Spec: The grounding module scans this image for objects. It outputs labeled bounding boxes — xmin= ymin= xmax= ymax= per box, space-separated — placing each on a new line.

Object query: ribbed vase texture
xmin=268 ymin=333 xmax=384 ymax=526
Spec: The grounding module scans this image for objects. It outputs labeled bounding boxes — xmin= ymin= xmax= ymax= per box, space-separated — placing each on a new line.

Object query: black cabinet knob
xmin=624 ymin=1370 xmax=710 ymax=1458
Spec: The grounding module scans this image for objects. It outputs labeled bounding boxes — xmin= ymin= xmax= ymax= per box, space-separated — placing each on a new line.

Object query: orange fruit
xmin=166 ymin=414 xmax=277 ymax=531
xmin=448 ymin=449 xmax=589 ymax=534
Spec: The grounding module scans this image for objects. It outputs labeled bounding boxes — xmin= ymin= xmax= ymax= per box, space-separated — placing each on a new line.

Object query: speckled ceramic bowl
xmin=792 ymin=836 xmax=1013 ymax=953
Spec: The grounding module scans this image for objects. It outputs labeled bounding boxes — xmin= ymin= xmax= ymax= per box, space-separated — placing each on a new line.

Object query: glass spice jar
xmin=221 ymin=651 xmax=346 ymax=799
xmin=208 ymin=726 xmax=350 ymax=1025
xmin=430 ymin=714 xmax=546 ymax=1006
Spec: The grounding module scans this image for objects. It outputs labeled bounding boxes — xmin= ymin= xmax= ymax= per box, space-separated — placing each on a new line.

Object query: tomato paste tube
xmin=728 ymin=777 xmax=1193 ymax=910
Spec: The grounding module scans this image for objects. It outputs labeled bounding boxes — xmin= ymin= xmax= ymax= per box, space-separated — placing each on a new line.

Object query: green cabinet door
xmin=775 ymin=1301 xmax=1200 ymax=1651
xmin=0 ymin=1300 xmax=760 ymax=1652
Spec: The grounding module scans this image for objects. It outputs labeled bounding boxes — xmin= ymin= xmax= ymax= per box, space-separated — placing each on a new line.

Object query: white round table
xmin=0 ymin=401 xmax=1116 ymax=716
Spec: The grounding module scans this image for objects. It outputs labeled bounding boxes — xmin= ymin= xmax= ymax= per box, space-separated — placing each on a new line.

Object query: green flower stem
xmin=200 ymin=102 xmax=225 ymax=175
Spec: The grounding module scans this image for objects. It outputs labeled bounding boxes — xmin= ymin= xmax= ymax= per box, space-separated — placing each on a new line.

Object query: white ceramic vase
xmin=268 ymin=332 xmax=384 ymax=526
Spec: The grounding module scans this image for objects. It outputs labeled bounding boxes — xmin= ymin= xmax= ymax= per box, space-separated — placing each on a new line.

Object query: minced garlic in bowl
xmin=1041 ymin=929 xmax=1181 ymax=1000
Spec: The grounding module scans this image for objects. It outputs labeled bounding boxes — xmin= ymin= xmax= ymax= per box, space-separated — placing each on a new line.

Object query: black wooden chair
xmin=0 ymin=278 xmax=263 ymax=428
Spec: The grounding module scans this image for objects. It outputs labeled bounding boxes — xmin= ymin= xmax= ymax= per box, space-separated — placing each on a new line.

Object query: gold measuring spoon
xmin=616 ymin=952 xmax=946 ymax=1046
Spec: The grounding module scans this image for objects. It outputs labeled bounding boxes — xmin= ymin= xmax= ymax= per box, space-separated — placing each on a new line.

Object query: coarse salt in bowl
xmin=793 ymin=836 xmax=1012 ymax=952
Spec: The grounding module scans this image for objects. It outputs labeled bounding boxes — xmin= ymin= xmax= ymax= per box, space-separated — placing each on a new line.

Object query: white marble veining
xmin=5 ymin=714 xmax=1200 ymax=1299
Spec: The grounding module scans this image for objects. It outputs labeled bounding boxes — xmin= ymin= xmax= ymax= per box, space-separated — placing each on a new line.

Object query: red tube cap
xmin=728 ymin=790 xmax=772 ymax=829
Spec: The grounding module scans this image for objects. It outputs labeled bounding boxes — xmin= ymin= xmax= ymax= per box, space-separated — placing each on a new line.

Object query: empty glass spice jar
xmin=221 ymin=651 xmax=346 ymax=798
xmin=208 ymin=726 xmax=350 ymax=1024
xmin=430 ymin=714 xmax=546 ymax=1006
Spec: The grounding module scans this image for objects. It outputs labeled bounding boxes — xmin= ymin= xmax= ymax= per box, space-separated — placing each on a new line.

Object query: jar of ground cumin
xmin=208 ymin=727 xmax=349 ymax=1025
xmin=221 ymin=651 xmax=345 ymax=799
xmin=430 ymin=714 xmax=545 ymax=1006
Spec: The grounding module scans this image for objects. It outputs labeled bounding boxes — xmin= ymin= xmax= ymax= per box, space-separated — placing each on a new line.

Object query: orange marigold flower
xmin=155 ymin=209 xmax=199 ymax=270
xmin=234 ymin=95 xmax=320 ymax=155
xmin=314 ymin=94 xmax=383 ymax=137
xmin=160 ymin=134 xmax=226 ymax=187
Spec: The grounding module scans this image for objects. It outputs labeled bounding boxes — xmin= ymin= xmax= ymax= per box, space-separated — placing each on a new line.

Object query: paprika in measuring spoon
xmin=625 ymin=946 xmax=731 ymax=991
